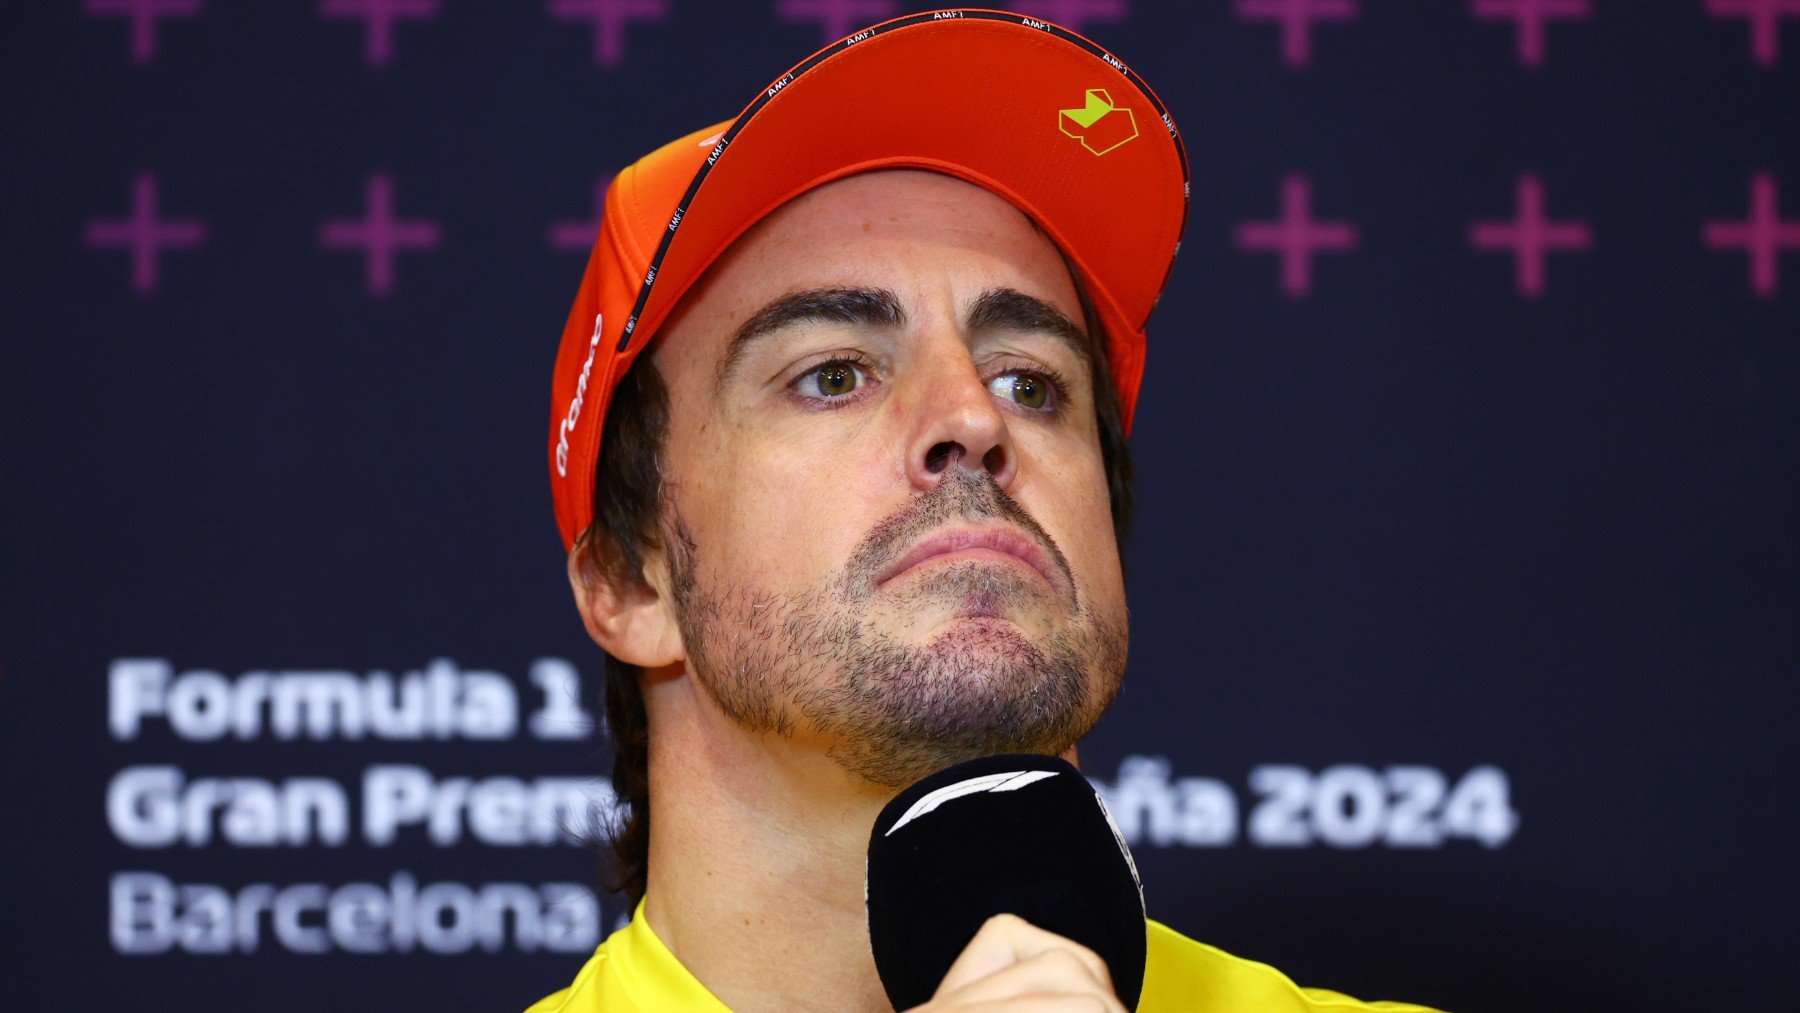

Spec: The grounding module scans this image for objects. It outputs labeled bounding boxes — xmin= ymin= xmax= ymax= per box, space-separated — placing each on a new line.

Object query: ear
xmin=567 ymin=541 xmax=686 ymax=669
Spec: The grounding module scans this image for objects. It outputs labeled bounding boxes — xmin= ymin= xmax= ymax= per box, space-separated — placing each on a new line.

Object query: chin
xmin=928 ymin=613 xmax=1037 ymax=653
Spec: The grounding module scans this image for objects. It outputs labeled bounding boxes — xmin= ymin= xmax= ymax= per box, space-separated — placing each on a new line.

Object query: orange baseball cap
xmin=548 ymin=9 xmax=1190 ymax=551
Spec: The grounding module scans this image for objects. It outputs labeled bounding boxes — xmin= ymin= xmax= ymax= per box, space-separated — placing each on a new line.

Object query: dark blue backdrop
xmin=3 ymin=2 xmax=1796 ymax=1010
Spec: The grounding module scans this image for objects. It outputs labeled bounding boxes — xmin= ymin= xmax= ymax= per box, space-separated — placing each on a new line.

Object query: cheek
xmin=686 ymin=422 xmax=892 ymax=590
xmin=1026 ymin=435 xmax=1123 ymax=599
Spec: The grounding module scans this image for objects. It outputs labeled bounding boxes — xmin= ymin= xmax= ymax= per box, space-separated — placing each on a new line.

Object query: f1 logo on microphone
xmin=883 ymin=770 xmax=1058 ymax=836
xmin=1058 ymin=88 xmax=1139 ymax=156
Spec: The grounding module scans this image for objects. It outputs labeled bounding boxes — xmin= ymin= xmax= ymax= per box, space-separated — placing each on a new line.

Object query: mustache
xmin=841 ymin=468 xmax=1077 ymax=605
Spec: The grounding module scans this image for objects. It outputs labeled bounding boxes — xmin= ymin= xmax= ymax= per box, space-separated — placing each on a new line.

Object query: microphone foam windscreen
xmin=866 ymin=754 xmax=1146 ymax=1011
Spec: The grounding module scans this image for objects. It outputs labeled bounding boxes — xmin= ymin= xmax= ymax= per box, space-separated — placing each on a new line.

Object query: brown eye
xmin=817 ymin=363 xmax=856 ymax=395
xmin=989 ymin=372 xmax=1051 ymax=410
xmin=798 ymin=360 xmax=864 ymax=398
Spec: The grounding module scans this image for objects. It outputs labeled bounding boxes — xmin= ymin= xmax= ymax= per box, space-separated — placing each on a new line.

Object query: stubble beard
xmin=664 ymin=468 xmax=1128 ymax=789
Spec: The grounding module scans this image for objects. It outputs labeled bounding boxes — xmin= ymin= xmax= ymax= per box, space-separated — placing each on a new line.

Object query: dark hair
xmin=575 ymin=284 xmax=1134 ymax=908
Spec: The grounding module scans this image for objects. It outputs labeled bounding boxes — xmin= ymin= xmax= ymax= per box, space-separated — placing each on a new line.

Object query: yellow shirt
xmin=525 ymin=901 xmax=1445 ymax=1012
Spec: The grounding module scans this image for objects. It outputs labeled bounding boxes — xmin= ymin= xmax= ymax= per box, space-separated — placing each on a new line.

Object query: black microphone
xmin=865 ymin=754 xmax=1147 ymax=1011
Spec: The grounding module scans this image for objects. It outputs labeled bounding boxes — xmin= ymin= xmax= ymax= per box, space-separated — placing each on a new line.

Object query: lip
xmin=876 ymin=525 xmax=1064 ymax=596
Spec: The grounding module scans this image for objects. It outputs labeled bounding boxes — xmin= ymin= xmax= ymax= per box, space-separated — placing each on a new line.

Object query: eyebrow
xmin=712 ymin=284 xmax=1092 ymax=395
xmin=964 ymin=287 xmax=1092 ymax=369
xmin=714 ymin=287 xmax=905 ymax=395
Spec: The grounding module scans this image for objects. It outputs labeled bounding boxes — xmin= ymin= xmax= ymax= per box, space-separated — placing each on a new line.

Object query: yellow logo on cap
xmin=1058 ymin=88 xmax=1139 ymax=156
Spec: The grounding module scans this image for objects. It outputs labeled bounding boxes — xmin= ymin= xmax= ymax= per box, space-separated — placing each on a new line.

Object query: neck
xmin=641 ymin=675 xmax=898 ymax=1012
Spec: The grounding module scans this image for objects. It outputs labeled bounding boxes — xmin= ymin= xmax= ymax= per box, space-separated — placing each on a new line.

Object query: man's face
xmin=649 ymin=169 xmax=1128 ymax=787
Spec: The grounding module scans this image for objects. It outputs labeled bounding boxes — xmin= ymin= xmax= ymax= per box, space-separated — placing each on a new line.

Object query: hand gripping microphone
xmin=865 ymin=754 xmax=1147 ymax=1011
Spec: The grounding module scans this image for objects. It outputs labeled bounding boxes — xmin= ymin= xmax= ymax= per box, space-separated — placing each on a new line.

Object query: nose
xmin=902 ymin=343 xmax=1017 ymax=493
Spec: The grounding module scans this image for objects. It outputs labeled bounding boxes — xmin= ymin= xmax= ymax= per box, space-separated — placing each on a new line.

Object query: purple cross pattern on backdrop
xmin=1234 ymin=0 xmax=1358 ymax=70
xmin=1233 ymin=174 xmax=1361 ymax=300
xmin=81 ymin=172 xmax=1798 ymax=301
xmin=1467 ymin=174 xmax=1593 ymax=299
xmin=318 ymin=0 xmax=440 ymax=68
xmin=1705 ymin=172 xmax=1800 ymax=298
xmin=81 ymin=0 xmax=203 ymax=66
xmin=547 ymin=0 xmax=672 ymax=70
xmin=1706 ymin=0 xmax=1800 ymax=66
xmin=1469 ymin=0 xmax=1592 ymax=68
xmin=316 ymin=173 xmax=442 ymax=298
xmin=73 ymin=8 xmax=1798 ymax=301
xmin=84 ymin=171 xmax=207 ymax=297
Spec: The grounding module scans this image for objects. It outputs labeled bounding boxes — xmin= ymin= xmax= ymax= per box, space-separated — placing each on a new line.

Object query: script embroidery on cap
xmin=1058 ymin=88 xmax=1139 ymax=156
xmin=555 ymin=312 xmax=603 ymax=478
